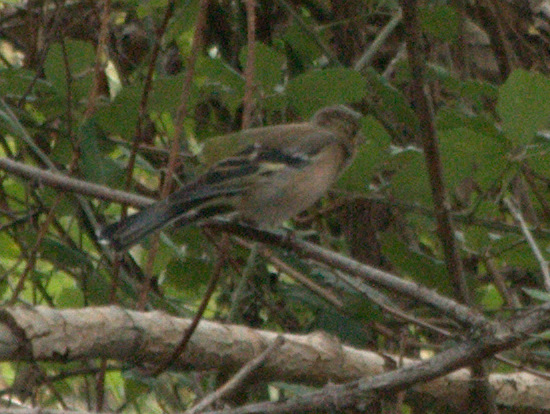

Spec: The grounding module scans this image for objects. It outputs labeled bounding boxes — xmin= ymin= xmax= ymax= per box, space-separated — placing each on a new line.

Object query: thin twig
xmin=187 ymin=336 xmax=285 ymax=413
xmin=228 ymin=243 xmax=260 ymax=322
xmin=504 ymin=197 xmax=550 ymax=291
xmin=150 ymin=233 xmax=226 ymax=376
xmin=139 ymin=0 xmax=211 ymax=309
xmin=0 ymin=157 xmax=153 ymax=208
xmin=123 ymin=0 xmax=176 ymax=310
xmin=242 ymin=0 xmax=257 ymax=128
xmin=236 ymin=236 xmax=451 ymax=337
xmin=354 ymin=8 xmax=402 ymax=72
xmin=84 ymin=0 xmax=111 ymax=117
xmin=124 ymin=0 xmax=176 ymax=192
xmin=208 ymin=221 xmax=486 ymax=327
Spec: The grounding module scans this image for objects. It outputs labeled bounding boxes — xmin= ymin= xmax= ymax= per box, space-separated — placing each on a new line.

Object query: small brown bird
xmin=100 ymin=105 xmax=363 ymax=251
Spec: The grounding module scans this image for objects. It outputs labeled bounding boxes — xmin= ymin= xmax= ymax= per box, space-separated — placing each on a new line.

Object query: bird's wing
xmin=200 ymin=124 xmax=339 ymax=166
xmin=202 ymin=128 xmax=339 ymax=182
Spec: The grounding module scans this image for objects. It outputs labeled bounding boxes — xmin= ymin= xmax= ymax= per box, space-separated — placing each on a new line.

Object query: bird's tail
xmin=98 ymin=199 xmax=185 ymax=251
xmin=99 ymin=186 xmax=241 ymax=251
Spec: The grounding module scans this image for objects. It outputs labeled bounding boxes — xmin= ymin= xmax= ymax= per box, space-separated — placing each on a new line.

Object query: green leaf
xmin=436 ymin=107 xmax=501 ymax=138
xmin=497 ymin=70 xmax=550 ymax=145
xmin=364 ymin=68 xmax=419 ymax=135
xmin=283 ymin=21 xmax=324 ymax=71
xmin=0 ymin=68 xmax=53 ymax=99
xmin=239 ymin=42 xmax=285 ymax=91
xmin=439 ymin=127 xmax=508 ymax=190
xmin=380 ymin=232 xmax=451 ymax=294
xmin=197 ymin=56 xmax=245 ymax=111
xmin=464 ymin=225 xmax=491 ymax=252
xmin=287 ymin=68 xmax=367 ymax=117
xmin=44 ymin=40 xmax=95 ymax=101
xmin=337 ymin=115 xmax=390 ymax=192
xmin=165 ymin=256 xmax=212 ymax=295
xmin=313 ymin=304 xmax=377 ymax=347
xmin=97 ymin=73 xmax=198 ymax=139
xmin=0 ymin=232 xmax=20 ymax=259
xmin=40 ymin=238 xmax=92 ymax=270
xmin=96 ymin=86 xmax=141 ymax=139
xmin=79 ymin=120 xmax=126 ymax=186
xmin=428 ymin=65 xmax=498 ymax=105
xmin=498 ymin=243 xmax=539 ymax=271
xmin=149 ymin=74 xmax=198 ymax=113
xmin=477 ymin=285 xmax=504 ymax=311
xmin=56 ymin=286 xmax=84 ymax=308
xmin=420 ymin=4 xmax=459 ymax=42
xmin=389 ymin=147 xmax=432 ymax=206
xmin=526 ymin=142 xmax=550 ymax=178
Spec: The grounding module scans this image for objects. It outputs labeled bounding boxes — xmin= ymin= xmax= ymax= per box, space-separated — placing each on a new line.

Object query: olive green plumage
xmin=100 ymin=105 xmax=363 ymax=251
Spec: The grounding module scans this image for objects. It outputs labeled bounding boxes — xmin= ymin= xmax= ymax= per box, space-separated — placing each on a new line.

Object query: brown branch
xmin=401 ymin=3 xmax=497 ymax=412
xmin=124 ymin=0 xmax=176 ymax=193
xmin=139 ymin=0 xmax=211 ymax=309
xmin=187 ymin=336 xmax=285 ymax=414
xmin=208 ymin=221 xmax=485 ymax=327
xmin=204 ymin=303 xmax=550 ymax=414
xmin=150 ymin=234 xmax=226 ymax=375
xmin=167 ymin=0 xmax=210 ymax=195
xmin=1 ymin=305 xmax=549 ymax=412
xmin=0 ymin=158 xmax=486 ymax=327
xmin=401 ymin=0 xmax=471 ymax=305
xmin=242 ymin=0 xmax=257 ymax=129
xmin=0 ymin=157 xmax=153 ymax=208
xmin=84 ymin=0 xmax=111 ymax=117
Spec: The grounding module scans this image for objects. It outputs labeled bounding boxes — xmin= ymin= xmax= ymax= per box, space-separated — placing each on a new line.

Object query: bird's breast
xmin=238 ymin=144 xmax=345 ymax=227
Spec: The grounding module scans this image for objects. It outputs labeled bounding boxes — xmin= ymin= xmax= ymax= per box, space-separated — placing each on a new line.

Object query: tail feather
xmin=99 ymin=185 xmax=243 ymax=251
xmin=99 ymin=200 xmax=188 ymax=251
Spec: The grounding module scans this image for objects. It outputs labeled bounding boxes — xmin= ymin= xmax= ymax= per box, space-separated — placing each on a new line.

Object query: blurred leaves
xmin=287 ymin=68 xmax=368 ymax=116
xmin=1 ymin=0 xmax=550 ymax=411
xmin=497 ymin=69 xmax=550 ymax=145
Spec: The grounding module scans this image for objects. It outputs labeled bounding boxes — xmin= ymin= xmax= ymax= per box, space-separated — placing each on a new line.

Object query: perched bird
xmin=100 ymin=105 xmax=363 ymax=251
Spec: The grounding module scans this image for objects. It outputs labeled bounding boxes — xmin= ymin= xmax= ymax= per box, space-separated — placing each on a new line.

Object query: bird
xmin=99 ymin=105 xmax=364 ymax=251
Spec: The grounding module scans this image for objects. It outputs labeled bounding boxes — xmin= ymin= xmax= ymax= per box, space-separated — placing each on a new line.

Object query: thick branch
xmin=0 ymin=306 xmax=549 ymax=412
xmin=205 ymin=303 xmax=550 ymax=413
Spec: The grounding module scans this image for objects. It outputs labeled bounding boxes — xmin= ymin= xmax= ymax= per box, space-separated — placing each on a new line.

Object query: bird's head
xmin=311 ymin=105 xmax=364 ymax=144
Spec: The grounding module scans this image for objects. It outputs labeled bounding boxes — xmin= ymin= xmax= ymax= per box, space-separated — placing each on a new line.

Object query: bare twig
xmin=84 ymin=0 xmax=111 ymax=117
xmin=0 ymin=157 xmax=153 ymax=207
xmin=208 ymin=221 xmax=486 ymax=327
xmin=139 ymin=0 xmax=211 ymax=309
xmin=354 ymin=8 xmax=402 ymax=72
xmin=124 ymin=0 xmax=176 ymax=192
xmin=504 ymin=197 xmax=550 ymax=291
xmin=150 ymin=233 xmax=226 ymax=376
xmin=187 ymin=336 xmax=285 ymax=413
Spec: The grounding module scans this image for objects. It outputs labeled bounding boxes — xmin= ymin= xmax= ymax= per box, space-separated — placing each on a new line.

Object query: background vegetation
xmin=1 ymin=0 xmax=550 ymax=413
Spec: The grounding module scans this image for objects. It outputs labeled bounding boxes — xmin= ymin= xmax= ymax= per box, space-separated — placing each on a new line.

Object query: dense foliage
xmin=1 ymin=0 xmax=550 ymax=412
